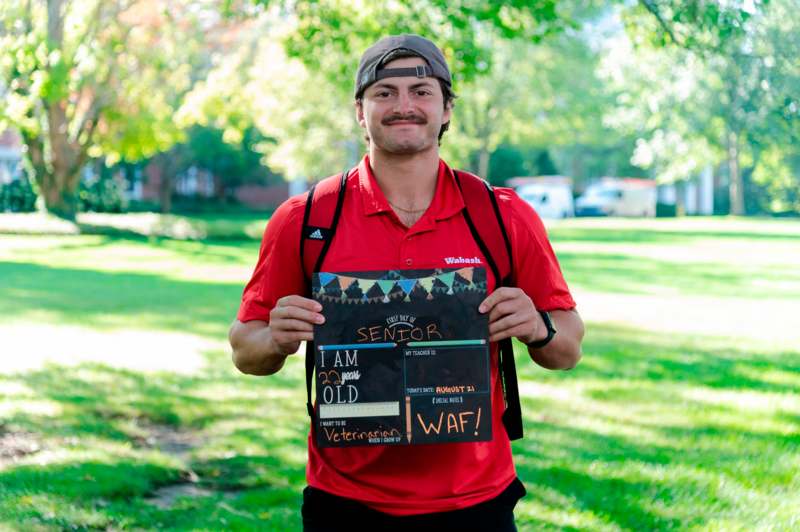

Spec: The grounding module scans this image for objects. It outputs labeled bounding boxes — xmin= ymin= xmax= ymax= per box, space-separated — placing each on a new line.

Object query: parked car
xmin=575 ymin=178 xmax=656 ymax=217
xmin=516 ymin=182 xmax=575 ymax=219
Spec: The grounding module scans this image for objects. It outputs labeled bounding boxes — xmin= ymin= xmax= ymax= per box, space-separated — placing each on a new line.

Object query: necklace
xmin=387 ymin=199 xmax=429 ymax=214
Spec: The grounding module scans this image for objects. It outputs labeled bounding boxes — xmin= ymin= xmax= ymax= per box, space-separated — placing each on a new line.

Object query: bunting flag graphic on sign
xmin=398 ymin=279 xmax=417 ymax=297
xmin=312 ymin=268 xmax=484 ymax=304
xmin=339 ymin=276 xmax=356 ymax=292
xmin=439 ymin=271 xmax=456 ymax=294
xmin=377 ymin=280 xmax=396 ymax=296
xmin=319 ymin=272 xmax=337 ymax=288
xmin=456 ymin=267 xmax=474 ymax=283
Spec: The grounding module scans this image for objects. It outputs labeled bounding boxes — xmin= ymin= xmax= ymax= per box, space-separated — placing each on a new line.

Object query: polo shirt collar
xmin=357 ymin=155 xmax=465 ymax=223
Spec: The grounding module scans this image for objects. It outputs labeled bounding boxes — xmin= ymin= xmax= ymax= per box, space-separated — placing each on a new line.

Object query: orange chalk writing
xmin=321 ymin=427 xmax=402 ymax=443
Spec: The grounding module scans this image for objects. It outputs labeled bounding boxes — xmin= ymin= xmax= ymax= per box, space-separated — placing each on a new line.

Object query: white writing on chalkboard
xmin=320 ymin=349 xmax=359 ymax=368
xmin=322 ymin=384 xmax=359 ymax=404
xmin=340 ymin=370 xmax=361 ymax=384
xmin=319 ymin=349 xmax=360 ymax=405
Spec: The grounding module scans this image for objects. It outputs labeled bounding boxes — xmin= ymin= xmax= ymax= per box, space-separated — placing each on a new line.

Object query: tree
xmin=177 ymin=19 xmax=361 ymax=182
xmin=179 ymin=2 xmax=577 ymax=183
xmin=605 ymin=0 xmax=799 ymax=214
xmin=183 ymin=0 xmax=770 ymax=191
xmin=0 ymin=0 xmax=217 ymax=219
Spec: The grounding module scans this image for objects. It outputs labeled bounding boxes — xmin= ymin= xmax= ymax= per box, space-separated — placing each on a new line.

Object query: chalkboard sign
xmin=312 ymin=267 xmax=491 ymax=447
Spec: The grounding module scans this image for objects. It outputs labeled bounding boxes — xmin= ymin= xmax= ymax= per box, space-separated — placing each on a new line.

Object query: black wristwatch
xmin=525 ymin=310 xmax=557 ymax=348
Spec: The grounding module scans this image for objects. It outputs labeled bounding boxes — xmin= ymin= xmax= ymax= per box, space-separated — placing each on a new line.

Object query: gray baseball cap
xmin=354 ymin=34 xmax=452 ymax=99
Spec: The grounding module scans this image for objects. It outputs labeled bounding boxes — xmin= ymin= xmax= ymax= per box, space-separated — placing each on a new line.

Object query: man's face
xmin=356 ymin=56 xmax=451 ymax=155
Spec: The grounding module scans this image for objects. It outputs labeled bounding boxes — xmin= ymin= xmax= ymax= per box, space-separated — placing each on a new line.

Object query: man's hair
xmin=356 ymin=49 xmax=456 ymax=145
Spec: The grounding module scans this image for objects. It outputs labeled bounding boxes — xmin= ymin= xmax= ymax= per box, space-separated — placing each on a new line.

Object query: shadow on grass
xmin=549 ymin=226 xmax=800 ymax=244
xmin=514 ymin=415 xmax=798 ymax=529
xmin=555 ymin=251 xmax=800 ymax=299
xmin=74 ymin=214 xmax=268 ymax=242
xmin=0 ymin=260 xmax=243 ymax=339
xmin=534 ymin=323 xmax=800 ymax=394
xmin=510 ymin=323 xmax=800 ymax=529
xmin=0 ymin=357 xmax=308 ymax=529
xmin=31 ymin=232 xmax=260 ymax=262
xmin=518 ymin=463 xmax=686 ymax=530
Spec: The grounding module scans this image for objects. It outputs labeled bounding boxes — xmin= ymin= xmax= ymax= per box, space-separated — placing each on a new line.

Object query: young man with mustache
xmin=230 ymin=34 xmax=584 ymax=530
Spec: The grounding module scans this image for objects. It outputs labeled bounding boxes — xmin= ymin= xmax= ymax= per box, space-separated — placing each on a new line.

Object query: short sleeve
xmin=237 ymin=194 xmax=309 ymax=322
xmin=496 ymin=188 xmax=576 ymax=311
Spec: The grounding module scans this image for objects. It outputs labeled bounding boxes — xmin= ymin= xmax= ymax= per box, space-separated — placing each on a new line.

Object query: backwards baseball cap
xmin=354 ymin=34 xmax=452 ymax=99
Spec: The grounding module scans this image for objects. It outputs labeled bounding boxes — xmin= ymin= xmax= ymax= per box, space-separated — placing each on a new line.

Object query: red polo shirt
xmin=238 ymin=155 xmax=575 ymax=516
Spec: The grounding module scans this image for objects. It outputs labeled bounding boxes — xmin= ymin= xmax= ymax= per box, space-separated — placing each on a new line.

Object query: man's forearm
xmin=229 ymin=320 xmax=290 ymax=376
xmin=527 ymin=309 xmax=584 ymax=370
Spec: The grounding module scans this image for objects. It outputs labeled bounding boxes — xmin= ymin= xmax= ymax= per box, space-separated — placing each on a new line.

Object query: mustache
xmin=382 ymin=113 xmax=427 ymax=125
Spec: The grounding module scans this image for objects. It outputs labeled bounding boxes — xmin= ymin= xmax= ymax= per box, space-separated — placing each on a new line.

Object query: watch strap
xmin=526 ymin=310 xmax=556 ymax=348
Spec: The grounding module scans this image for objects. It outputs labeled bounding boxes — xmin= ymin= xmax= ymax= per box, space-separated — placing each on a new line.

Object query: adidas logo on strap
xmin=308 ymin=228 xmax=324 ymax=240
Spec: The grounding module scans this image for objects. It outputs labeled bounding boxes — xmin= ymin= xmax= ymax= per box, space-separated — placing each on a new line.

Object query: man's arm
xmin=229 ymin=295 xmax=325 ymax=376
xmin=525 ymin=309 xmax=584 ymax=370
xmin=479 ymin=287 xmax=584 ymax=371
xmin=229 ymin=320 xmax=289 ymax=376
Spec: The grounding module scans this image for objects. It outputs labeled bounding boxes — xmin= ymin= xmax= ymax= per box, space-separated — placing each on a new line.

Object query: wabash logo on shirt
xmin=444 ymin=256 xmax=483 ymax=265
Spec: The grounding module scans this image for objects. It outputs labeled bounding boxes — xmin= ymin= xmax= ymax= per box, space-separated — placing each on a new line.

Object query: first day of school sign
xmin=311 ymin=267 xmax=492 ymax=448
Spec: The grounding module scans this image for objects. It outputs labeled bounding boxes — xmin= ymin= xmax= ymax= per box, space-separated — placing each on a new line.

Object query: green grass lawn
xmin=1 ymin=216 xmax=798 ymax=530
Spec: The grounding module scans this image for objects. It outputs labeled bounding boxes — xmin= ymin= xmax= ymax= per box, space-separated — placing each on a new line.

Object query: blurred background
xmin=1 ymin=1 xmax=798 ymax=530
xmin=1 ymin=0 xmax=798 ymax=219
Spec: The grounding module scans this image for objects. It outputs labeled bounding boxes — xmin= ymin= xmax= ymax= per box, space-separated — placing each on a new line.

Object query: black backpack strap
xmin=498 ymin=339 xmax=523 ymax=440
xmin=301 ymin=169 xmax=350 ymax=421
xmin=454 ymin=170 xmax=523 ymax=440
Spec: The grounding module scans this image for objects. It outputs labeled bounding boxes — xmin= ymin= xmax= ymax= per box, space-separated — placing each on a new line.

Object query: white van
xmin=575 ymin=178 xmax=656 ymax=217
xmin=516 ymin=182 xmax=575 ymax=219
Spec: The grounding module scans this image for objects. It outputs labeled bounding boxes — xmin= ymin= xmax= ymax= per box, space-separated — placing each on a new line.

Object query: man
xmin=229 ymin=34 xmax=584 ymax=530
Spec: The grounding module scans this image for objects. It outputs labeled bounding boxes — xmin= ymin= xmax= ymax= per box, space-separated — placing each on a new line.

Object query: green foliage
xmin=181 ymin=125 xmax=279 ymax=189
xmin=752 ymin=149 xmax=800 ymax=214
xmin=487 ymin=145 xmax=528 ymax=186
xmin=625 ymin=0 xmax=761 ymax=50
xmin=78 ymin=175 xmax=127 ymax=214
xmin=604 ymin=0 xmax=799 ymax=213
xmin=0 ymin=176 xmax=38 ymax=213
xmin=0 ymin=1 xmax=226 ymax=218
xmin=178 ymin=22 xmax=361 ymax=180
xmin=534 ymin=150 xmax=559 ymax=176
xmin=281 ymin=0 xmax=572 ymax=90
xmin=183 ymin=3 xmax=614 ymax=181
xmin=487 ymin=146 xmax=562 ymax=186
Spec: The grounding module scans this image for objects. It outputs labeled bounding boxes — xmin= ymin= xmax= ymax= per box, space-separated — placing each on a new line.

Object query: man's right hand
xmin=268 ymin=295 xmax=326 ymax=355
xmin=229 ymin=296 xmax=325 ymax=376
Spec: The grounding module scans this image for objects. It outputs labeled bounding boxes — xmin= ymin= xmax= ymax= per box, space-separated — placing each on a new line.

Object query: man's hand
xmin=478 ymin=287 xmax=544 ymax=344
xmin=268 ymin=295 xmax=326 ymax=355
xmin=230 ymin=295 xmax=325 ymax=376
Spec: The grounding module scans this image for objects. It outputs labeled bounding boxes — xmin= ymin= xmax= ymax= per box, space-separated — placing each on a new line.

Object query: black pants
xmin=302 ymin=477 xmax=526 ymax=532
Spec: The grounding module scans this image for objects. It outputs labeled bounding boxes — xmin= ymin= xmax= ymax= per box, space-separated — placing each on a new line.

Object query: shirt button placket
xmin=401 ymin=235 xmax=413 ymax=267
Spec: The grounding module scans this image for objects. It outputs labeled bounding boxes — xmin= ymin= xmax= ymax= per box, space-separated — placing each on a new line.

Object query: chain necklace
xmin=387 ymin=199 xmax=429 ymax=214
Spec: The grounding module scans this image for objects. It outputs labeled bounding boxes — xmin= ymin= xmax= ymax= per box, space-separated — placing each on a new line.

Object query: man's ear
xmin=355 ymin=99 xmax=366 ymax=128
xmin=442 ymin=99 xmax=453 ymax=125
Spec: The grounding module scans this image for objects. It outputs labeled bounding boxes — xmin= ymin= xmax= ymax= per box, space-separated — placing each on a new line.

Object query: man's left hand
xmin=478 ymin=287 xmax=545 ymax=344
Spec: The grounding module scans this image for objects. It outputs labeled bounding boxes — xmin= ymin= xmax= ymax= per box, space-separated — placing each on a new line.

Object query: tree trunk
xmin=159 ymin=171 xmax=173 ymax=214
xmin=41 ymin=176 xmax=79 ymax=220
xmin=154 ymin=152 xmax=177 ymax=214
xmin=21 ymin=129 xmax=80 ymax=221
xmin=727 ymin=130 xmax=745 ymax=216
